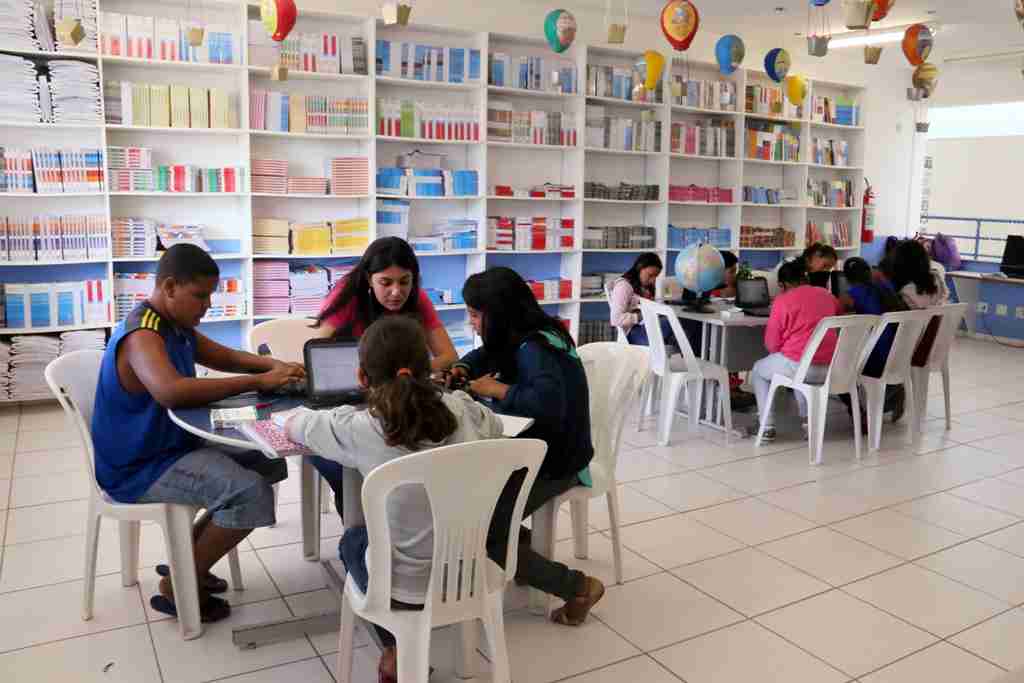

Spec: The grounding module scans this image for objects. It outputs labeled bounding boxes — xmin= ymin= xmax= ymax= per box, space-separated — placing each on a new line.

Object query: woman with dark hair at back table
xmin=448 ymin=267 xmax=606 ymax=627
xmin=609 ymin=252 xmax=678 ymax=347
xmin=308 ymin=237 xmax=459 ymax=512
xmin=889 ymin=239 xmax=950 ymax=309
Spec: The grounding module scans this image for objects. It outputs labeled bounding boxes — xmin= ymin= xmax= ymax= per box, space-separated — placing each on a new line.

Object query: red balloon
xmin=872 ymin=0 xmax=895 ymax=22
xmin=660 ymin=0 xmax=700 ymax=52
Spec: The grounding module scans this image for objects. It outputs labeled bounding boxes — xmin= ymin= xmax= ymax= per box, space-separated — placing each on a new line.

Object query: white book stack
xmin=114 ymin=272 xmax=154 ymax=321
xmin=0 ymin=54 xmax=42 ymax=123
xmin=0 ymin=339 xmax=10 ymax=399
xmin=289 ymin=265 xmax=330 ymax=315
xmin=10 ymin=334 xmax=60 ymax=400
xmin=48 ymin=60 xmax=103 ymax=123
xmin=60 ymin=329 xmax=106 ymax=354
xmin=0 ymin=0 xmax=40 ymax=52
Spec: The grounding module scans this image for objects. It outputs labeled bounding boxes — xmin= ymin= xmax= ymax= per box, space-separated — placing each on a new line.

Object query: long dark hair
xmin=777 ymin=257 xmax=809 ymax=288
xmin=843 ymin=257 xmax=907 ymax=312
xmin=890 ymin=240 xmax=938 ymax=296
xmin=360 ymin=316 xmax=458 ymax=450
xmin=462 ymin=267 xmax=575 ymax=371
xmin=803 ymin=242 xmax=839 ymax=265
xmin=622 ymin=252 xmax=663 ymax=297
xmin=315 ymin=237 xmax=422 ymax=332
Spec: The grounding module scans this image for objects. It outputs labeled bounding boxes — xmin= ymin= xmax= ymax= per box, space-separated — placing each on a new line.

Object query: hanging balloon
xmin=864 ymin=46 xmax=883 ymax=64
xmin=1016 ymin=0 xmax=1024 ymax=31
xmin=872 ymin=0 xmax=895 ymax=22
xmin=544 ymin=9 xmax=577 ymax=53
xmin=902 ymin=23 xmax=934 ymax=66
xmin=260 ymin=0 xmax=297 ymax=41
xmin=785 ymin=75 xmax=808 ymax=106
xmin=660 ymin=0 xmax=700 ymax=51
xmin=643 ymin=50 xmax=666 ymax=90
xmin=843 ymin=0 xmax=875 ymax=30
xmin=764 ymin=48 xmax=791 ymax=83
xmin=913 ymin=62 xmax=939 ymax=98
xmin=715 ymin=34 xmax=745 ymax=75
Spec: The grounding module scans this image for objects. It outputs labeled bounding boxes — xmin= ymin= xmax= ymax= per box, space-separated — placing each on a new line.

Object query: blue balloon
xmin=674 ymin=243 xmax=725 ymax=294
xmin=764 ymin=47 xmax=791 ymax=84
xmin=715 ymin=34 xmax=745 ymax=75
xmin=811 ymin=0 xmax=830 ymax=5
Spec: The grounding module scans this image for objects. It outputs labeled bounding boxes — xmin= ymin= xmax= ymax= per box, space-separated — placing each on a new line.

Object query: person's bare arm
xmin=121 ymin=331 xmax=300 ymax=409
xmin=195 ymin=330 xmax=305 ymax=378
xmin=426 ymin=325 xmax=458 ymax=372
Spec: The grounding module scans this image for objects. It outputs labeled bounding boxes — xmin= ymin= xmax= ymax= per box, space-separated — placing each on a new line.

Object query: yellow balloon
xmin=643 ymin=50 xmax=666 ymax=90
xmin=785 ymin=74 xmax=807 ymax=106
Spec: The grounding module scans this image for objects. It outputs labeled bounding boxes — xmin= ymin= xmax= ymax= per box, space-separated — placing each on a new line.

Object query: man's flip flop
xmin=155 ymin=565 xmax=228 ymax=594
xmin=150 ymin=593 xmax=231 ymax=623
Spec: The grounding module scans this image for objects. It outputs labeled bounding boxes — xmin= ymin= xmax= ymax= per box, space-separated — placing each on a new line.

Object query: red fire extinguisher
xmin=861 ymin=179 xmax=876 ymax=244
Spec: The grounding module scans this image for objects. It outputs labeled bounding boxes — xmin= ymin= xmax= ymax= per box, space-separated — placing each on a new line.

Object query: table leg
xmin=300 ymin=458 xmax=321 ymax=561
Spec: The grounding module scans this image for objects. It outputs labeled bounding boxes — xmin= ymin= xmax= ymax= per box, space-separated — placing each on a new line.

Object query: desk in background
xmin=948 ymin=271 xmax=1024 ymax=340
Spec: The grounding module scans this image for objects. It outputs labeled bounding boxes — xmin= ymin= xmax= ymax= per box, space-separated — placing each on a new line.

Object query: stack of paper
xmin=111 ymin=217 xmax=158 ymax=257
xmin=328 ymin=157 xmax=368 ymax=196
xmin=252 ymin=158 xmax=287 ymax=194
xmin=289 ymin=265 xmax=329 ymax=315
xmin=113 ymin=272 xmax=154 ymax=321
xmin=253 ymin=218 xmax=290 ymax=255
xmin=330 ymin=218 xmax=369 ymax=254
xmin=287 ymin=176 xmax=328 ymax=195
xmin=207 ymin=276 xmax=245 ymax=319
xmin=253 ymin=260 xmax=291 ymax=317
xmin=60 ymin=329 xmax=106 ymax=354
xmin=10 ymin=335 xmax=60 ymax=400
xmin=290 ymin=222 xmax=331 ymax=255
xmin=0 ymin=55 xmax=42 ymax=123
xmin=55 ymin=0 xmax=98 ymax=53
xmin=0 ymin=0 xmax=41 ymax=52
xmin=48 ymin=60 xmax=102 ymax=123
xmin=0 ymin=339 xmax=10 ymax=399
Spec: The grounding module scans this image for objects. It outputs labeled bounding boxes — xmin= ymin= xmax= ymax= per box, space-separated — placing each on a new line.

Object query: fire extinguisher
xmin=861 ymin=179 xmax=876 ymax=244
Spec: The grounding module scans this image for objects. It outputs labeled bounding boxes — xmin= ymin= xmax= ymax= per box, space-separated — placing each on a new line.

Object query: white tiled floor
xmin=1 ymin=337 xmax=1023 ymax=681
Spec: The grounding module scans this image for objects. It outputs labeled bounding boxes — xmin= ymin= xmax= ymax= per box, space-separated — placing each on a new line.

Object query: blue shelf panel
xmin=485 ymin=253 xmax=565 ymax=282
xmin=0 ymin=262 xmax=108 ymax=282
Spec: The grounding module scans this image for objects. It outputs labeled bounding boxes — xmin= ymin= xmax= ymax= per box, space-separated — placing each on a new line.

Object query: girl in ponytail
xmin=284 ymin=316 xmax=505 ymax=683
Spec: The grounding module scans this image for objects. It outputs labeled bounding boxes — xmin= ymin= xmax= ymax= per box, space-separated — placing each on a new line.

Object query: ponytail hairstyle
xmin=315 ymin=237 xmax=422 ymax=333
xmin=843 ymin=256 xmax=907 ymax=312
xmin=777 ymin=257 xmax=809 ymax=290
xmin=622 ymin=252 xmax=663 ymax=297
xmin=462 ymin=267 xmax=575 ymax=374
xmin=359 ymin=316 xmax=458 ymax=450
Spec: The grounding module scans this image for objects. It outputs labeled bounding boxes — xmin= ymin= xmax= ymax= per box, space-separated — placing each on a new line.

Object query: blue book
xmin=375 ymin=39 xmax=390 ymax=75
xmin=450 ymin=47 xmax=465 ymax=83
xmin=29 ymin=287 xmax=52 ymax=328
xmin=414 ymin=45 xmax=428 ymax=80
xmin=468 ymin=49 xmax=481 ymax=81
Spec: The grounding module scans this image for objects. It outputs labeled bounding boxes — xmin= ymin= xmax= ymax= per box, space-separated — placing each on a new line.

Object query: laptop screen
xmin=307 ymin=342 xmax=360 ymax=396
xmin=736 ymin=278 xmax=770 ymax=308
xmin=1002 ymin=235 xmax=1024 ymax=277
xmin=832 ymin=272 xmax=851 ymax=298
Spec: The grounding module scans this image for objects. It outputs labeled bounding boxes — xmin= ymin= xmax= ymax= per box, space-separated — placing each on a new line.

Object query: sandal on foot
xmin=155 ymin=564 xmax=228 ymax=594
xmin=150 ymin=593 xmax=231 ymax=623
xmin=551 ymin=577 xmax=605 ymax=626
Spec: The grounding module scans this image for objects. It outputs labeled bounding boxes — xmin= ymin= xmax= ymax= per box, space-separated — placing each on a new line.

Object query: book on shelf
xmin=376 ymin=198 xmax=410 ymax=239
xmin=808 ymin=178 xmax=855 ymax=208
xmin=125 ymin=14 xmax=154 ymax=60
xmin=806 ymin=219 xmax=852 ymax=248
xmin=250 ymin=91 xmax=369 ymax=135
xmin=488 ymin=53 xmax=577 ymax=94
xmin=111 ymin=217 xmax=159 ymax=257
xmin=812 ymin=95 xmax=860 ymax=126
xmin=0 ymin=214 xmax=109 ymax=262
xmin=745 ymin=120 xmax=801 ymax=162
xmin=375 ymin=40 xmax=481 ymax=83
xmin=586 ymin=65 xmax=663 ymax=104
xmin=253 ymin=24 xmax=367 ymax=74
xmin=810 ymin=137 xmax=850 ymax=167
xmin=1 ymin=147 xmax=105 ymax=194
xmin=376 ymin=98 xmax=480 ymax=141
xmin=745 ymin=84 xmax=803 ymax=119
xmin=3 ymin=279 xmax=109 ymax=329
xmin=584 ymin=106 xmax=660 ymax=152
xmin=670 ymin=76 xmax=737 ymax=111
xmin=583 ymin=225 xmax=656 ymax=250
xmin=101 ymin=12 xmax=239 ymax=64
xmin=670 ymin=118 xmax=736 ymax=157
xmin=149 ymin=84 xmax=171 ymax=128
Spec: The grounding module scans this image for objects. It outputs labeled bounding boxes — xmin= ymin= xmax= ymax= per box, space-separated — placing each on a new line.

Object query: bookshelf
xmin=0 ymin=1 xmax=868 ymax=397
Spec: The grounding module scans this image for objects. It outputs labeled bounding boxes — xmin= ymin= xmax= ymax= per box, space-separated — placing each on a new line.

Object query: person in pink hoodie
xmin=752 ymin=257 xmax=843 ymax=442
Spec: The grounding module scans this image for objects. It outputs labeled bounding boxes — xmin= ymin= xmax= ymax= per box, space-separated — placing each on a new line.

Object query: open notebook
xmin=239 ymin=419 xmax=314 ymax=457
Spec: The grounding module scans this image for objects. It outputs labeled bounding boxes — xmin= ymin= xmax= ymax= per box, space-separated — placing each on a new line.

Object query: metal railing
xmin=920 ymin=215 xmax=1024 ymax=262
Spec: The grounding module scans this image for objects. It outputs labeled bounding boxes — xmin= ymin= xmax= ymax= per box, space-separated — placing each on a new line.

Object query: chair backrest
xmin=360 ymin=439 xmax=546 ymax=625
xmin=604 ymin=279 xmax=628 ymax=344
xmin=918 ymin=303 xmax=968 ymax=370
xmin=578 ymin=343 xmax=650 ymax=491
xmin=867 ymin=309 xmax=934 ymax=383
xmin=44 ymin=350 xmax=104 ymax=492
xmin=248 ymin=318 xmax=320 ymax=363
xmin=637 ymin=298 xmax=701 ymax=379
xmin=792 ymin=315 xmax=879 ymax=394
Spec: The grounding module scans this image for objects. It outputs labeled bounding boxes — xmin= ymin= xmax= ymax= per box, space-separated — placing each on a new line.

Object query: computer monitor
xmin=735 ymin=277 xmax=771 ymax=309
xmin=1001 ymin=235 xmax=1024 ymax=278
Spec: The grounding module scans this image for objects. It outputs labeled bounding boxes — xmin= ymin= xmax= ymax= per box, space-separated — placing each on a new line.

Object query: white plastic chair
xmin=528 ymin=343 xmax=650 ymax=613
xmin=859 ymin=309 xmax=933 ymax=451
xmin=910 ymin=303 xmax=967 ymax=433
xmin=755 ymin=315 xmax=879 ymax=464
xmin=45 ymin=350 xmax=243 ymax=641
xmin=605 ymin=278 xmax=660 ymax=428
xmin=248 ymin=319 xmax=332 ymax=553
xmin=332 ymin=439 xmax=546 ymax=683
xmin=638 ymin=298 xmax=732 ymax=446
xmin=604 ymin=279 xmax=629 ymax=345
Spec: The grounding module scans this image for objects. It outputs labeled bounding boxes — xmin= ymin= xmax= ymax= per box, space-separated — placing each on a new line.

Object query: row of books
xmin=745 ymin=122 xmax=801 ymax=163
xmin=810 ymin=137 xmax=851 ymax=167
xmin=376 ymin=99 xmax=481 ymax=141
xmin=488 ymin=53 xmax=577 ymax=94
xmin=249 ymin=91 xmax=369 ymax=135
xmin=585 ymin=106 xmax=661 ymax=152
xmin=487 ymin=104 xmax=578 ymax=146
xmin=578 ymin=319 xmax=617 ymax=345
xmin=671 ymin=77 xmax=738 ymax=112
xmin=745 ymin=84 xmax=803 ymax=120
xmin=407 ymin=219 xmax=479 ymax=253
xmin=584 ymin=182 xmax=658 ymax=201
xmin=104 ymin=81 xmax=236 ymax=129
xmin=491 ymin=183 xmax=575 ymax=199
xmin=586 ymin=65 xmax=663 ymax=104
xmin=114 ymin=272 xmax=245 ymax=321
xmin=811 ymin=95 xmax=860 ymax=127
xmin=1 ymin=147 xmax=105 ymax=194
xmin=253 ymin=261 xmax=352 ymax=317
xmin=527 ymin=278 xmax=574 ymax=302
xmin=249 ymin=22 xmax=368 ymax=75
xmin=583 ymin=225 xmax=656 ymax=250
xmin=580 ymin=272 xmax=621 ymax=298
xmin=487 ymin=216 xmax=575 ymax=251
xmin=742 ymin=185 xmax=789 ymax=205
xmin=2 ymin=280 xmax=110 ymax=330
xmin=107 ymin=152 xmax=245 ymax=194
xmin=101 ymin=12 xmax=239 ymax=64
xmin=668 ymin=225 xmax=733 ymax=250
xmin=251 ymin=157 xmax=368 ymax=196
xmin=808 ymin=178 xmax=856 ymax=208
xmin=739 ymin=224 xmax=798 ymax=248
xmin=0 ymin=214 xmax=108 ymax=262
xmin=375 ymin=40 xmax=482 ymax=84
xmin=670 ymin=185 xmax=734 ymax=204
xmin=806 ymin=220 xmax=853 ymax=248
xmin=252 ymin=217 xmax=370 ymax=256
xmin=110 ymin=217 xmax=158 ymax=257
xmin=0 ymin=329 xmax=106 ymax=400
xmin=376 ymin=198 xmax=410 ymax=239
xmin=670 ymin=119 xmax=737 ymax=158
xmin=376 ymin=168 xmax=479 ymax=197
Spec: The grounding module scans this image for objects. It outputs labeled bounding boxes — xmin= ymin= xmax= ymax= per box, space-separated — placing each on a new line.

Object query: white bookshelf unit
xmin=0 ymin=1 xmax=867 ymax=393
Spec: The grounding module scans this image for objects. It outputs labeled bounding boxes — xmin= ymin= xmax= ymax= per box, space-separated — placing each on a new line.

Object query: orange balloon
xmin=902 ymin=23 xmax=933 ymax=67
xmin=661 ymin=0 xmax=700 ymax=52
xmin=872 ymin=0 xmax=895 ymax=22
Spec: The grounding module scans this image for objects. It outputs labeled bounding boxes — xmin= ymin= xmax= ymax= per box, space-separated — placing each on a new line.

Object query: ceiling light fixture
xmin=829 ymin=22 xmax=941 ymax=49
